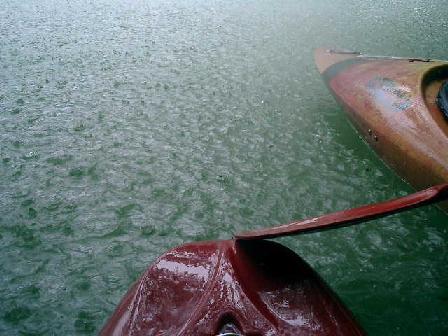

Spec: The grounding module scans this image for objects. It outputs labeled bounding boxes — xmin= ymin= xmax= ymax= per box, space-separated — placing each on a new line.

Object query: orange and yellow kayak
xmin=315 ymin=49 xmax=448 ymax=211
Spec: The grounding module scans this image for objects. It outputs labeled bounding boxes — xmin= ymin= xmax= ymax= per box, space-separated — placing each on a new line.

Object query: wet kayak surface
xmin=314 ymin=49 xmax=448 ymax=212
xmin=101 ymin=239 xmax=364 ymax=335
xmin=1 ymin=0 xmax=447 ymax=335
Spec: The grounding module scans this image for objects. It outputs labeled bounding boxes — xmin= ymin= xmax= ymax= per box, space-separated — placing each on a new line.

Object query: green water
xmin=1 ymin=0 xmax=447 ymax=334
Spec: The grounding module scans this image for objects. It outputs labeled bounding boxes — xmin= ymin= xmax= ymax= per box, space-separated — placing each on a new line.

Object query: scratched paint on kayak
xmin=366 ymin=78 xmax=414 ymax=113
xmin=0 ymin=0 xmax=447 ymax=335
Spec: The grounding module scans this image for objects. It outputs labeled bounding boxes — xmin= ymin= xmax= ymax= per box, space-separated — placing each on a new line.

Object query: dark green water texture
xmin=1 ymin=0 xmax=447 ymax=334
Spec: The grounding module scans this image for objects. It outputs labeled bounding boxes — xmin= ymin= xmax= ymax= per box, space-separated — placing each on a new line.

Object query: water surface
xmin=1 ymin=0 xmax=447 ymax=334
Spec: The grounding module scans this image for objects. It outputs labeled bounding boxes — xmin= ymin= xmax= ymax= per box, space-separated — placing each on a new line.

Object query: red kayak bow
xmin=101 ymin=239 xmax=364 ymax=335
xmin=101 ymin=184 xmax=448 ymax=335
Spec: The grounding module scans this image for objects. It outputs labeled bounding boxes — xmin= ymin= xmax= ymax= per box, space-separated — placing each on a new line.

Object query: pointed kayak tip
xmin=235 ymin=184 xmax=448 ymax=241
xmin=314 ymin=48 xmax=362 ymax=74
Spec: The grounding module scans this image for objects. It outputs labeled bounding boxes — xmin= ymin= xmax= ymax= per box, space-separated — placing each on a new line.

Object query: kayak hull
xmin=101 ymin=239 xmax=364 ymax=335
xmin=315 ymin=49 xmax=448 ymax=212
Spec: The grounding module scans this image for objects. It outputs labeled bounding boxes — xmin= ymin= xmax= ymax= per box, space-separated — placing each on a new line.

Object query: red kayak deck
xmin=101 ymin=184 xmax=448 ymax=335
xmin=101 ymin=239 xmax=364 ymax=335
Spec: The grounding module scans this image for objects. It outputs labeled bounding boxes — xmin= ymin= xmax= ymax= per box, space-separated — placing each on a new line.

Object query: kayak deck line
xmin=326 ymin=48 xmax=436 ymax=63
xmin=315 ymin=48 xmax=448 ymax=212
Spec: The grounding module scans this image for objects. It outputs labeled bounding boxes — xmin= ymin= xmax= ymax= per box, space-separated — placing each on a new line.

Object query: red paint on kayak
xmin=101 ymin=239 xmax=364 ymax=335
xmin=237 ymin=184 xmax=448 ymax=240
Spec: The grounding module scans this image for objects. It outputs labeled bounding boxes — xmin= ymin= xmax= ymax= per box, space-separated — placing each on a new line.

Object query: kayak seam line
xmin=176 ymin=247 xmax=225 ymax=336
